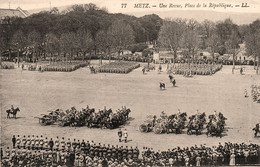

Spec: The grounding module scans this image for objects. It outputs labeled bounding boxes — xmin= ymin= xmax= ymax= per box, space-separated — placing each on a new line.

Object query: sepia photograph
xmin=0 ymin=0 xmax=260 ymax=166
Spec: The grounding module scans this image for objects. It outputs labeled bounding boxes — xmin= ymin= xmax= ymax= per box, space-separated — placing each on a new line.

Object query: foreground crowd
xmin=1 ymin=135 xmax=260 ymax=166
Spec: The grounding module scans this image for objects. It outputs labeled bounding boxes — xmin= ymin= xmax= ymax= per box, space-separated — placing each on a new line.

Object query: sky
xmin=1 ymin=0 xmax=260 ymax=14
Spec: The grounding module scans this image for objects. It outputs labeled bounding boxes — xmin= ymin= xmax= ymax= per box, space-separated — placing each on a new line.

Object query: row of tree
xmin=0 ymin=3 xmax=259 ymax=73
xmin=157 ymin=18 xmax=260 ymax=73
xmin=0 ymin=3 xmax=162 ymax=64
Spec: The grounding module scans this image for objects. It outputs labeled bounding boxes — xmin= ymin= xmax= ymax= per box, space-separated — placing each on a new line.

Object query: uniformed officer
xmin=55 ymin=136 xmax=60 ymax=151
xmin=72 ymin=139 xmax=77 ymax=151
xmin=35 ymin=136 xmax=39 ymax=150
xmin=85 ymin=141 xmax=90 ymax=154
xmin=107 ymin=145 xmax=112 ymax=159
xmin=128 ymin=146 xmax=134 ymax=159
xmin=89 ymin=144 xmax=94 ymax=158
xmin=61 ymin=137 xmax=66 ymax=150
xmin=49 ymin=138 xmax=54 ymax=150
xmin=31 ymin=135 xmax=35 ymax=150
xmin=94 ymin=144 xmax=99 ymax=157
xmin=133 ymin=146 xmax=139 ymax=162
xmin=44 ymin=137 xmax=49 ymax=150
xmin=11 ymin=135 xmax=16 ymax=148
xmin=118 ymin=146 xmax=123 ymax=161
xmin=39 ymin=135 xmax=44 ymax=150
xmin=66 ymin=138 xmax=71 ymax=151
xmin=22 ymin=136 xmax=27 ymax=149
xmin=118 ymin=129 xmax=122 ymax=142
xmin=111 ymin=145 xmax=116 ymax=159
xmin=26 ymin=135 xmax=31 ymax=149
xmin=60 ymin=149 xmax=66 ymax=165
xmin=123 ymin=129 xmax=128 ymax=143
xmin=16 ymin=135 xmax=21 ymax=149
xmin=102 ymin=144 xmax=107 ymax=158
xmin=98 ymin=143 xmax=103 ymax=157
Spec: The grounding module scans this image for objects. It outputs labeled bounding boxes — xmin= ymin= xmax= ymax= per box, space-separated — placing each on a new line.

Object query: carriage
xmin=139 ymin=115 xmax=156 ymax=133
xmin=37 ymin=115 xmax=56 ymax=126
xmin=139 ymin=113 xmax=187 ymax=134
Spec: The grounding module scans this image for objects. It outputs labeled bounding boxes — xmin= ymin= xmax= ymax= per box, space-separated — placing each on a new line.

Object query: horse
xmin=169 ymin=74 xmax=173 ymax=83
xmin=160 ymin=82 xmax=165 ymax=90
xmin=6 ymin=107 xmax=20 ymax=119
xmin=172 ymin=79 xmax=176 ymax=87
xmin=253 ymin=124 xmax=259 ymax=137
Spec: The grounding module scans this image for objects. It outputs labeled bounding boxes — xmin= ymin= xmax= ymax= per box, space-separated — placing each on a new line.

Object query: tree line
xmin=0 ymin=3 xmax=162 ymax=64
xmin=158 ymin=18 xmax=260 ymax=73
xmin=0 ymin=3 xmax=259 ymax=73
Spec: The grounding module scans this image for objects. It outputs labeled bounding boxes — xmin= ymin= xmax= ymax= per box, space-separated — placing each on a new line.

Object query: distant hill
xmin=126 ymin=10 xmax=260 ymax=25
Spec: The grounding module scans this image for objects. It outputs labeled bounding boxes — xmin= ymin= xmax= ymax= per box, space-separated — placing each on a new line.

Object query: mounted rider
xmin=160 ymin=111 xmax=167 ymax=119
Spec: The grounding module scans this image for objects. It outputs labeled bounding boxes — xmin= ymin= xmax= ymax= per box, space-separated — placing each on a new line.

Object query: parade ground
xmin=1 ymin=62 xmax=260 ymax=151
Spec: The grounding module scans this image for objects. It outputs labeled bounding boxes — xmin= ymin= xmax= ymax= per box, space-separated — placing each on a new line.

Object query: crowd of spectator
xmin=1 ymin=135 xmax=259 ymax=166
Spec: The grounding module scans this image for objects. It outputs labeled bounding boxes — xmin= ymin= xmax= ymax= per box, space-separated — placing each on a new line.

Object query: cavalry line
xmin=1 ymin=63 xmax=260 ymax=151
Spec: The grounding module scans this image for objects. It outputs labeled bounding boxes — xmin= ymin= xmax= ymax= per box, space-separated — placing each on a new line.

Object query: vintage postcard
xmin=0 ymin=0 xmax=260 ymax=166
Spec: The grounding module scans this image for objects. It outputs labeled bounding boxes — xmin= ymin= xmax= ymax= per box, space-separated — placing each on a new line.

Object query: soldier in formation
xmin=1 ymin=135 xmax=140 ymax=167
xmin=170 ymin=63 xmax=222 ymax=76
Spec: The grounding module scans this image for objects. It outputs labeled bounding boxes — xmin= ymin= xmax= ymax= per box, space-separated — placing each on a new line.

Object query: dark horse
xmin=160 ymin=82 xmax=165 ymax=90
xmin=6 ymin=107 xmax=20 ymax=119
